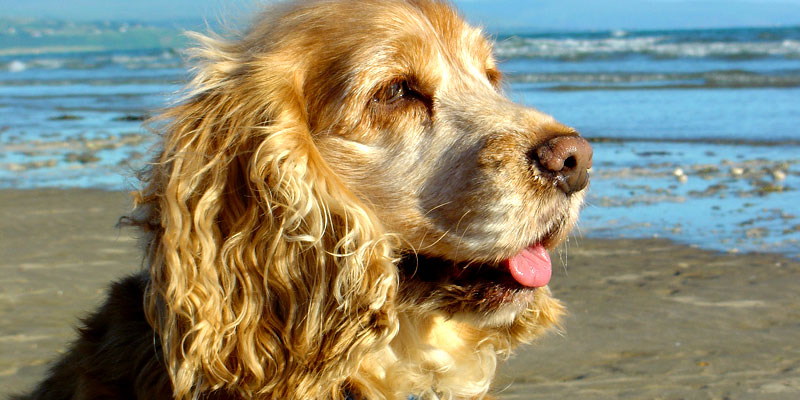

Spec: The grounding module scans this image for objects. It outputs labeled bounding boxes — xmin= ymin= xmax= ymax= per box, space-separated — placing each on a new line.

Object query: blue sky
xmin=2 ymin=0 xmax=800 ymax=31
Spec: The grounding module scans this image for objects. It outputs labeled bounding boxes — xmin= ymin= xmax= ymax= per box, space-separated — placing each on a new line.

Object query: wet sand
xmin=1 ymin=189 xmax=799 ymax=399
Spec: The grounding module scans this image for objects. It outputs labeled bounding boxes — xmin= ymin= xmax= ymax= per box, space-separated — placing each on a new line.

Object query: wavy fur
xmin=134 ymin=31 xmax=399 ymax=399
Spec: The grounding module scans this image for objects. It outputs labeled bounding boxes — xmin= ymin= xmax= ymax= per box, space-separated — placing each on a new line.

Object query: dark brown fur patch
xmin=13 ymin=274 xmax=173 ymax=400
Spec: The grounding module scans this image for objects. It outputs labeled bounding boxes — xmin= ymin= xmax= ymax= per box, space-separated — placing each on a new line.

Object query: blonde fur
xmin=22 ymin=1 xmax=589 ymax=399
xmin=133 ymin=29 xmax=400 ymax=399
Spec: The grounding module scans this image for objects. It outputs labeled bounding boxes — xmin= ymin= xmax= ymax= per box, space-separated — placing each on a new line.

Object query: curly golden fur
xmin=17 ymin=1 xmax=592 ymax=399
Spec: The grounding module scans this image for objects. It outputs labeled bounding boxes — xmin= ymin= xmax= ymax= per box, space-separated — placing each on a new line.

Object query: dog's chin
xmin=451 ymin=289 xmax=540 ymax=328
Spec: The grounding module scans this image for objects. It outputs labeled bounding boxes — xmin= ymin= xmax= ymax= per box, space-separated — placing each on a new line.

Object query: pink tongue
xmin=503 ymin=244 xmax=552 ymax=288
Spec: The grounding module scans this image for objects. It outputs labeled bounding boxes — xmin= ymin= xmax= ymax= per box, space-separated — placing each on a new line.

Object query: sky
xmin=2 ymin=0 xmax=800 ymax=31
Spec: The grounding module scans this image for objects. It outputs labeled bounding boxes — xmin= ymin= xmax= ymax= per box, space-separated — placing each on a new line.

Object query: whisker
xmin=418 ymin=226 xmax=452 ymax=252
xmin=561 ymin=236 xmax=569 ymax=277
xmin=415 ymin=201 xmax=453 ymax=250
xmin=452 ymin=209 xmax=473 ymax=261
xmin=423 ymin=201 xmax=453 ymax=217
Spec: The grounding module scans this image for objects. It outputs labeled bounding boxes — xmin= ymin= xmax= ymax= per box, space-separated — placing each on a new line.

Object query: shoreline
xmin=2 ymin=188 xmax=800 ymax=398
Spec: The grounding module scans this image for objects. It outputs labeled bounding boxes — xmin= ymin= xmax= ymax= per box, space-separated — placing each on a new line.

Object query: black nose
xmin=530 ymin=135 xmax=593 ymax=195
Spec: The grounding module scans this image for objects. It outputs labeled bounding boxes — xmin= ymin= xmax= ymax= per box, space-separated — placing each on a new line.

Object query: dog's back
xmin=13 ymin=274 xmax=172 ymax=400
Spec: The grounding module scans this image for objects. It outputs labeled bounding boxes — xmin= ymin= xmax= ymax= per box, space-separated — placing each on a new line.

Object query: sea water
xmin=1 ymin=23 xmax=798 ymax=257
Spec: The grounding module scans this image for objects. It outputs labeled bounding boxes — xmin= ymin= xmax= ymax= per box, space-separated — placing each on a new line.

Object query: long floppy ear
xmin=130 ymin=31 xmax=398 ymax=399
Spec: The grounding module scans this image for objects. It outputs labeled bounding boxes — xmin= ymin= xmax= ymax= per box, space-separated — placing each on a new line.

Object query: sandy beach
xmin=1 ymin=189 xmax=799 ymax=399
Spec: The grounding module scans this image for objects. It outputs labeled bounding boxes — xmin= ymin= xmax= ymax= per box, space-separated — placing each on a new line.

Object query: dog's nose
xmin=530 ymin=135 xmax=593 ymax=195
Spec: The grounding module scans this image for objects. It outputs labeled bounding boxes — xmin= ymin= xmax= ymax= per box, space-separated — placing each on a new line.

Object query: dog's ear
xmin=132 ymin=31 xmax=398 ymax=399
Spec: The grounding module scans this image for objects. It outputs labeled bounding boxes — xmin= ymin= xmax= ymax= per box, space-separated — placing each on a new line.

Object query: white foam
xmin=494 ymin=35 xmax=800 ymax=60
xmin=7 ymin=60 xmax=26 ymax=73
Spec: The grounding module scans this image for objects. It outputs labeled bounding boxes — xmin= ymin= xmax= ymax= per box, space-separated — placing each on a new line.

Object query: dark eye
xmin=386 ymin=81 xmax=405 ymax=102
xmin=370 ymin=78 xmax=433 ymax=115
xmin=374 ymin=79 xmax=413 ymax=104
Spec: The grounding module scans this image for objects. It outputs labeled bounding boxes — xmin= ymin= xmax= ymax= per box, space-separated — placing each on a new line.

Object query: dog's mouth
xmin=396 ymin=232 xmax=560 ymax=315
xmin=398 ymin=243 xmax=550 ymax=291
xmin=395 ymin=213 xmax=571 ymax=315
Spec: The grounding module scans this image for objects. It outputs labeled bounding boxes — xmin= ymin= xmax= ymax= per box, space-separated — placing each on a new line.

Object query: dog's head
xmin=300 ymin=0 xmax=591 ymax=327
xmin=131 ymin=0 xmax=590 ymax=398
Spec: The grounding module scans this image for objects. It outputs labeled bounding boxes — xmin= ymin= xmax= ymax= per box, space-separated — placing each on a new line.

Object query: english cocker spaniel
xmin=17 ymin=0 xmax=592 ymax=399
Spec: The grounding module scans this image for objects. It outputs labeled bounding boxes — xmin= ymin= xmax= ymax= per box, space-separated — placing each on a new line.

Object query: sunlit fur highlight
xmin=131 ymin=33 xmax=400 ymax=399
xmin=17 ymin=1 xmax=586 ymax=399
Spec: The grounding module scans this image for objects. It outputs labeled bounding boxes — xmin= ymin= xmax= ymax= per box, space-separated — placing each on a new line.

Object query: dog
xmin=16 ymin=0 xmax=592 ymax=399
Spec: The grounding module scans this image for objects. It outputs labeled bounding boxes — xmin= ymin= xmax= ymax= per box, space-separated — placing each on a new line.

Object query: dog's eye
xmin=374 ymin=80 xmax=415 ymax=104
xmin=386 ymin=81 xmax=406 ymax=102
xmin=371 ymin=78 xmax=433 ymax=117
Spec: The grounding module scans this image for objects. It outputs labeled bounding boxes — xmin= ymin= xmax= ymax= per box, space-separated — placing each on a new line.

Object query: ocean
xmin=1 ymin=22 xmax=798 ymax=257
